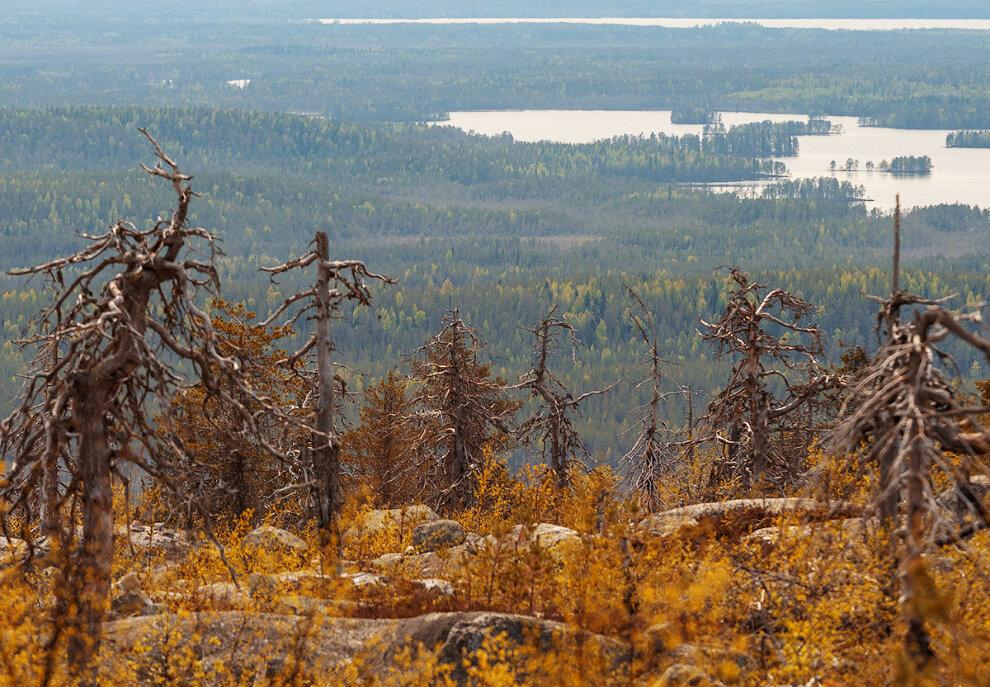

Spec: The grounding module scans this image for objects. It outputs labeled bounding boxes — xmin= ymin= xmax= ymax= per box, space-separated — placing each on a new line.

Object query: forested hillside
xmin=2 ymin=107 xmax=987 ymax=462
xmin=4 ymin=16 xmax=990 ymax=127
xmin=3 ymin=5 xmax=990 ymax=684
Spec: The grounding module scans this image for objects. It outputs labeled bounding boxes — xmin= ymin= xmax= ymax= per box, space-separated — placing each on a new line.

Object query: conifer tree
xmin=517 ymin=306 xmax=613 ymax=489
xmin=343 ymin=370 xmax=421 ymax=506
xmin=702 ymin=268 xmax=838 ymax=488
xmin=410 ymin=311 xmax=516 ymax=512
xmin=163 ymin=300 xmax=308 ymax=524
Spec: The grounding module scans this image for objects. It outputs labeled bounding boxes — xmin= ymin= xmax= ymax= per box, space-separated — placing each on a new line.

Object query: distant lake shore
xmin=315 ymin=18 xmax=990 ymax=31
xmin=432 ymin=110 xmax=988 ymax=210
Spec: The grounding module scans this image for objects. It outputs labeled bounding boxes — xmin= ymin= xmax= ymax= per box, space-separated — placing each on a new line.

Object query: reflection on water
xmin=434 ymin=110 xmax=989 ymax=210
xmin=317 ymin=18 xmax=990 ymax=31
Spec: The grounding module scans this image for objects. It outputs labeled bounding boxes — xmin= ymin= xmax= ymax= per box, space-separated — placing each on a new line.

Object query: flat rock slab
xmin=102 ymin=610 xmax=630 ymax=685
xmin=243 ymin=525 xmax=309 ymax=556
xmin=640 ymin=498 xmax=857 ymax=539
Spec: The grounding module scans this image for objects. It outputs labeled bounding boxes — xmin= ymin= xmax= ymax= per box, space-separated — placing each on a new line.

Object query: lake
xmin=433 ymin=110 xmax=990 ymax=210
xmin=317 ymin=18 xmax=990 ymax=31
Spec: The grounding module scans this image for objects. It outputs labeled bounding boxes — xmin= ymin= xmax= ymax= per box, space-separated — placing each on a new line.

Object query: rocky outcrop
xmin=640 ymin=498 xmax=857 ymax=539
xmin=342 ymin=505 xmax=439 ymax=549
xmin=937 ymin=475 xmax=990 ymax=521
xmin=243 ymin=525 xmax=309 ymax=557
xmin=101 ymin=610 xmax=630 ymax=685
xmin=653 ymin=663 xmax=726 ymax=687
xmin=412 ymin=519 xmax=466 ymax=551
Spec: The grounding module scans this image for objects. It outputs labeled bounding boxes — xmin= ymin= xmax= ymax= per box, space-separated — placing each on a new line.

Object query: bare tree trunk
xmin=751 ymin=395 xmax=770 ymax=485
xmin=67 ymin=389 xmax=114 ymax=682
xmin=311 ymin=232 xmax=342 ymax=562
xmin=903 ymin=418 xmax=933 ymax=668
xmin=40 ymin=453 xmax=62 ymax=539
xmin=686 ymin=385 xmax=694 ymax=465
xmin=550 ymin=422 xmax=566 ymax=490
xmin=449 ymin=428 xmax=470 ymax=511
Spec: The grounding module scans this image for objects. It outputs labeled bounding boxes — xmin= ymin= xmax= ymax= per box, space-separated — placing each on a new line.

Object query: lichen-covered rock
xmin=369 ymin=550 xmax=444 ymax=577
xmin=654 ymin=663 xmax=726 ymax=687
xmin=116 ymin=571 xmax=143 ymax=593
xmin=196 ymin=581 xmax=248 ymax=607
xmin=412 ymin=578 xmax=455 ymax=596
xmin=530 ymin=523 xmax=580 ymax=549
xmin=112 ymin=589 xmax=154 ymax=617
xmin=640 ymin=498 xmax=856 ymax=539
xmin=412 ymin=519 xmax=465 ymax=551
xmin=341 ymin=571 xmax=385 ymax=588
xmin=102 ymin=610 xmax=631 ymax=686
xmin=118 ymin=523 xmax=190 ymax=553
xmin=243 ymin=525 xmax=308 ymax=557
xmin=381 ymin=612 xmax=629 ymax=684
xmin=341 ymin=505 xmax=440 ymax=547
xmin=937 ymin=474 xmax=990 ymax=520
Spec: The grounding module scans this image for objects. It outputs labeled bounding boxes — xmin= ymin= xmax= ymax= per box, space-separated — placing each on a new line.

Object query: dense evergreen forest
xmin=16 ymin=0 xmax=990 ymax=21
xmin=946 ymin=130 xmax=990 ymax=147
xmin=3 ymin=7 xmax=990 ymax=684
xmin=4 ymin=10 xmax=990 ymax=128
xmin=1 ymin=106 xmax=987 ymax=464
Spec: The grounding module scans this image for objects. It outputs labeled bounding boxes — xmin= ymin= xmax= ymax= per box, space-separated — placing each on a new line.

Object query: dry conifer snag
xmin=0 ymin=131 xmax=295 ymax=682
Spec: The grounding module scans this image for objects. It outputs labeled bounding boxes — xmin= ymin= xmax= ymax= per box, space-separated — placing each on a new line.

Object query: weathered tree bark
xmin=1 ymin=131 xmax=294 ymax=682
xmin=261 ymin=230 xmax=392 ymax=540
xmin=517 ymin=307 xmax=612 ymax=490
xmin=311 ymin=231 xmax=342 ymax=555
xmin=701 ymin=269 xmax=835 ymax=489
xmin=831 ymin=259 xmax=990 ymax=670
xmin=67 ymin=388 xmax=115 ymax=679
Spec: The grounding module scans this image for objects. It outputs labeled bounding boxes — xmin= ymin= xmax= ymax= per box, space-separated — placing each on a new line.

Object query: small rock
xmin=112 ymin=590 xmax=154 ymax=616
xmin=412 ymin=520 xmax=465 ymax=551
xmin=369 ymin=550 xmax=445 ymax=577
xmin=531 ymin=523 xmax=580 ymax=549
xmin=342 ymin=505 xmax=439 ymax=548
xmin=197 ymin=582 xmax=248 ymax=606
xmin=462 ymin=533 xmax=496 ymax=555
xmin=272 ymin=569 xmax=327 ymax=590
xmin=654 ymin=663 xmax=726 ymax=687
xmin=369 ymin=553 xmax=404 ymax=571
xmin=342 ymin=572 xmax=385 ymax=588
xmin=275 ymin=594 xmax=329 ymax=616
xmin=249 ymin=572 xmax=277 ymax=596
xmin=243 ymin=526 xmax=309 ymax=557
xmin=412 ymin=578 xmax=454 ymax=596
xmin=117 ymin=571 xmax=142 ymax=593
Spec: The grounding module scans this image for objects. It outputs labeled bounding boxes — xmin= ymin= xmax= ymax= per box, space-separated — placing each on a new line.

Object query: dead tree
xmin=261 ymin=231 xmax=394 ymax=551
xmin=410 ymin=310 xmax=516 ymax=512
xmin=516 ymin=306 xmax=614 ymax=489
xmin=701 ymin=268 xmax=838 ymax=488
xmin=620 ymin=288 xmax=682 ymax=510
xmin=0 ymin=131 xmax=282 ymax=681
xmin=831 ymin=297 xmax=990 ymax=668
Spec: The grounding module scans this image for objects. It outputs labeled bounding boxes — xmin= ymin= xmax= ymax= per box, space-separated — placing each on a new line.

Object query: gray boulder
xmin=342 ymin=505 xmax=439 ymax=549
xmin=102 ymin=610 xmax=631 ymax=686
xmin=243 ymin=525 xmax=309 ymax=557
xmin=412 ymin=519 xmax=466 ymax=551
xmin=640 ymin=498 xmax=856 ymax=539
xmin=111 ymin=589 xmax=155 ymax=617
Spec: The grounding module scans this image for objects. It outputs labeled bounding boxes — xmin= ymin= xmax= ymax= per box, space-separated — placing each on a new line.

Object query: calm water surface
xmin=435 ymin=110 xmax=990 ymax=210
xmin=318 ymin=18 xmax=990 ymax=31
